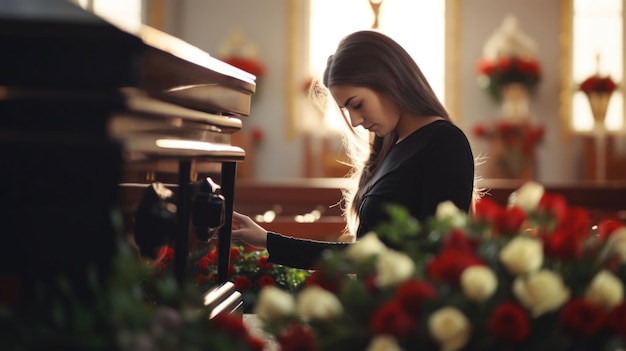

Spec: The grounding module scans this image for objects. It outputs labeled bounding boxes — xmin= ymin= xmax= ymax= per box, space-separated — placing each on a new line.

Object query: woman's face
xmin=329 ymin=85 xmax=402 ymax=137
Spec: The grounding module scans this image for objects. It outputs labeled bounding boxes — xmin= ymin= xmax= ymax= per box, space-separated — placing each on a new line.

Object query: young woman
xmin=232 ymin=30 xmax=475 ymax=269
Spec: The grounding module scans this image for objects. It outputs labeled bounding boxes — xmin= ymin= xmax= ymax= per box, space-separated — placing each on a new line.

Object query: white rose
xmin=253 ymin=286 xmax=295 ymax=321
xmin=375 ymin=249 xmax=415 ymax=287
xmin=461 ymin=265 xmax=498 ymax=302
xmin=296 ymin=286 xmax=343 ymax=321
xmin=366 ymin=335 xmax=404 ymax=351
xmin=513 ymin=269 xmax=570 ymax=317
xmin=345 ymin=232 xmax=388 ymax=263
xmin=428 ymin=307 xmax=471 ymax=351
xmin=435 ymin=201 xmax=468 ymax=228
xmin=608 ymin=228 xmax=626 ymax=263
xmin=499 ymin=236 xmax=543 ymax=275
xmin=509 ymin=181 xmax=544 ymax=212
xmin=585 ymin=270 xmax=624 ymax=310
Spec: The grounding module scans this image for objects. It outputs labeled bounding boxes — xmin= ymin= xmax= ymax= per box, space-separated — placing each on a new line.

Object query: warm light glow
xmin=572 ymin=0 xmax=623 ymax=132
xmin=156 ymin=139 xmax=235 ymax=152
xmin=309 ymin=1 xmax=445 ymax=131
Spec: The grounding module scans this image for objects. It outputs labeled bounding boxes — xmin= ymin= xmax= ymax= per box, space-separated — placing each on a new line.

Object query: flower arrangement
xmin=1 ymin=241 xmax=265 ymax=351
xmin=151 ymin=244 xmax=310 ymax=313
xmin=477 ymin=16 xmax=542 ymax=102
xmin=476 ymin=56 xmax=542 ymax=101
xmin=579 ymin=74 xmax=618 ymax=95
xmin=251 ymin=182 xmax=626 ymax=351
xmin=222 ymin=57 xmax=265 ymax=78
xmin=473 ymin=121 xmax=545 ymax=179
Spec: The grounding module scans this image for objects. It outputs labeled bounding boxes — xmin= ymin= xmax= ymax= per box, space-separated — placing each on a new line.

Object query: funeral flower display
xmin=150 ymin=244 xmax=310 ymax=313
xmin=252 ymin=182 xmax=626 ymax=351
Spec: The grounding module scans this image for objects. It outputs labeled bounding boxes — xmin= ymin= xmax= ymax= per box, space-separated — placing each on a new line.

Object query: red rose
xmin=256 ymin=256 xmax=273 ymax=270
xmin=559 ymin=298 xmax=605 ymax=337
xmin=197 ymin=256 xmax=211 ymax=273
xmin=442 ymin=229 xmax=479 ymax=253
xmin=537 ymin=192 xmax=568 ymax=224
xmin=228 ymin=265 xmax=236 ymax=278
xmin=277 ymin=324 xmax=318 ymax=351
xmin=306 ymin=270 xmax=342 ymax=294
xmin=211 ymin=313 xmax=248 ymax=338
xmin=493 ymin=206 xmax=526 ymax=236
xmin=370 ymin=301 xmax=418 ymax=339
xmin=246 ymin=336 xmax=266 ymax=351
xmin=157 ymin=245 xmax=175 ymax=262
xmin=543 ymin=228 xmax=584 ymax=261
xmin=195 ymin=274 xmax=208 ymax=285
xmin=153 ymin=260 xmax=167 ymax=275
xmin=597 ymin=218 xmax=625 ymax=241
xmin=427 ymin=250 xmax=484 ymax=287
xmin=488 ymin=302 xmax=531 ymax=343
xmin=393 ymin=279 xmax=437 ymax=316
xmin=234 ymin=276 xmax=253 ymax=291
xmin=606 ymin=302 xmax=626 ymax=338
xmin=206 ymin=250 xmax=218 ymax=265
xmin=258 ymin=275 xmax=276 ymax=287
xmin=230 ymin=247 xmax=243 ymax=261
xmin=474 ymin=197 xmax=503 ymax=224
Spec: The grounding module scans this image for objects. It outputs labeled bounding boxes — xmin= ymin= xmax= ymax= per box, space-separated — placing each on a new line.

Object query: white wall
xmin=167 ymin=0 xmax=585 ymax=183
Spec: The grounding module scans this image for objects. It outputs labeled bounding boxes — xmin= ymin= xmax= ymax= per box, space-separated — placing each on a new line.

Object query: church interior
xmin=2 ymin=0 xmax=626 ymax=350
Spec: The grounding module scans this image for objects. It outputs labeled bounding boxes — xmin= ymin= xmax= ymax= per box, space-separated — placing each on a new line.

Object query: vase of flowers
xmin=251 ymin=182 xmax=626 ymax=351
xmin=477 ymin=16 xmax=542 ymax=118
xmin=578 ymin=74 xmax=618 ymax=128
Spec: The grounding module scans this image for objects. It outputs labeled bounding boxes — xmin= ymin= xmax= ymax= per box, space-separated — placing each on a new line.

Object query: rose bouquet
xmin=579 ymin=74 xmax=618 ymax=95
xmin=251 ymin=182 xmax=626 ymax=351
xmin=150 ymin=244 xmax=310 ymax=313
xmin=477 ymin=56 xmax=542 ymax=101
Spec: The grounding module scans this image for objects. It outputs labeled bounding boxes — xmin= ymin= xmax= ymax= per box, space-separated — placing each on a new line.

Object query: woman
xmin=232 ymin=30 xmax=475 ymax=269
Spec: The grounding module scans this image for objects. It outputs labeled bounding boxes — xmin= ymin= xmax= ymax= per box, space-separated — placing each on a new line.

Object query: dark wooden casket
xmin=0 ymin=0 xmax=253 ymax=316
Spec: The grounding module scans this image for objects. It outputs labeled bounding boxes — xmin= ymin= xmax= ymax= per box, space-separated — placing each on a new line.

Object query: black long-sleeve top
xmin=266 ymin=120 xmax=475 ymax=269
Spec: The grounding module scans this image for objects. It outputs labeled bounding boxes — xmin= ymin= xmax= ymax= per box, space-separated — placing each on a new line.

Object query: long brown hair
xmin=322 ymin=30 xmax=451 ymax=236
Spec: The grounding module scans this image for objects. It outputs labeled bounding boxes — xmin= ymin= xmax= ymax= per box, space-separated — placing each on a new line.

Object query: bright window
xmin=308 ymin=0 xmax=446 ymax=130
xmin=572 ymin=0 xmax=623 ymax=131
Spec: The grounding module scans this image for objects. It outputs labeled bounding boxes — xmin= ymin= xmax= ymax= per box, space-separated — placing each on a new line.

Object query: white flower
xmin=253 ymin=286 xmax=295 ymax=321
xmin=513 ymin=269 xmax=570 ymax=317
xmin=585 ymin=270 xmax=624 ymax=311
xmin=461 ymin=265 xmax=498 ymax=302
xmin=366 ymin=335 xmax=404 ymax=351
xmin=435 ymin=201 xmax=468 ymax=228
xmin=375 ymin=249 xmax=415 ymax=287
xmin=428 ymin=307 xmax=471 ymax=351
xmin=608 ymin=228 xmax=626 ymax=263
xmin=296 ymin=286 xmax=343 ymax=321
xmin=499 ymin=236 xmax=543 ymax=275
xmin=509 ymin=181 xmax=544 ymax=212
xmin=345 ymin=232 xmax=388 ymax=263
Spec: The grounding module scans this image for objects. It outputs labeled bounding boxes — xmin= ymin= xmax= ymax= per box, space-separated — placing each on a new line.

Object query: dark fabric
xmin=266 ymin=119 xmax=474 ymax=269
xmin=266 ymin=232 xmax=348 ymax=270
xmin=356 ymin=119 xmax=474 ymax=236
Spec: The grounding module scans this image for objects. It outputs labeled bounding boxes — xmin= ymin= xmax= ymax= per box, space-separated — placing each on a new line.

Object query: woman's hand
xmin=231 ymin=211 xmax=269 ymax=249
